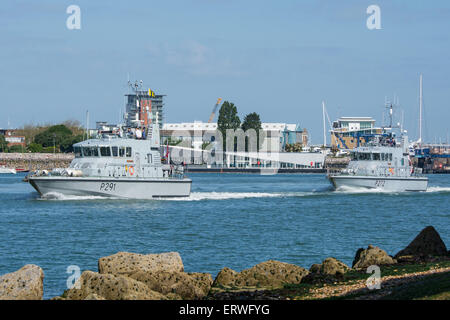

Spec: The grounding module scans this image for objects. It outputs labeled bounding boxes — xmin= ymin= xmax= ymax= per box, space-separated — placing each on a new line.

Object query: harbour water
xmin=0 ymin=172 xmax=449 ymax=299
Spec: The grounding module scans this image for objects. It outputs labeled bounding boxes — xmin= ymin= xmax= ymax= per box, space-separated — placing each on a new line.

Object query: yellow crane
xmin=207 ymin=98 xmax=223 ymax=123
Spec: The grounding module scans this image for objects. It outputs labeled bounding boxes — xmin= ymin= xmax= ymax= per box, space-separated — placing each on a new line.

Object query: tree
xmin=285 ymin=143 xmax=303 ymax=153
xmin=241 ymin=112 xmax=262 ymax=151
xmin=34 ymin=125 xmax=75 ymax=152
xmin=217 ymin=101 xmax=240 ymax=153
xmin=0 ymin=134 xmax=8 ymax=152
xmin=8 ymin=145 xmax=24 ymax=153
xmin=27 ymin=143 xmax=43 ymax=153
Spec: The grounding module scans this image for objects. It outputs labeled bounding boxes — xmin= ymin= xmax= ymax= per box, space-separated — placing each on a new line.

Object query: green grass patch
xmin=380 ymin=271 xmax=450 ymax=300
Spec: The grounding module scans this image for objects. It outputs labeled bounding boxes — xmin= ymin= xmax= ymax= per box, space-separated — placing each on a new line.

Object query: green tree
xmin=34 ymin=125 xmax=76 ymax=152
xmin=27 ymin=143 xmax=43 ymax=153
xmin=217 ymin=101 xmax=240 ymax=153
xmin=0 ymin=134 xmax=8 ymax=152
xmin=8 ymin=145 xmax=24 ymax=153
xmin=241 ymin=112 xmax=262 ymax=151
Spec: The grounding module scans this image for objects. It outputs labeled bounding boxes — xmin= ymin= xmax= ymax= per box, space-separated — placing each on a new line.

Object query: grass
xmin=380 ymin=271 xmax=450 ymax=300
xmin=207 ymin=260 xmax=450 ymax=300
xmin=282 ymin=260 xmax=450 ymax=300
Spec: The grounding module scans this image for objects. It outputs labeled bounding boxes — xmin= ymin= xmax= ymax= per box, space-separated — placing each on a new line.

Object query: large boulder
xmin=0 ymin=265 xmax=44 ymax=300
xmin=352 ymin=245 xmax=396 ymax=269
xmin=302 ymin=258 xmax=350 ymax=284
xmin=98 ymin=252 xmax=184 ymax=276
xmin=312 ymin=257 xmax=350 ymax=276
xmin=129 ymin=271 xmax=213 ymax=300
xmin=395 ymin=226 xmax=448 ymax=261
xmin=63 ymin=271 xmax=167 ymax=300
xmin=213 ymin=260 xmax=309 ymax=289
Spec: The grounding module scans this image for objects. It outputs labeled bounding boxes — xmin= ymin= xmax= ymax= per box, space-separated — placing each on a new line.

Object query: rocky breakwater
xmin=59 ymin=251 xmax=213 ymax=300
xmin=0 ymin=153 xmax=74 ymax=171
xmin=0 ymin=265 xmax=44 ymax=300
xmin=0 ymin=226 xmax=448 ymax=300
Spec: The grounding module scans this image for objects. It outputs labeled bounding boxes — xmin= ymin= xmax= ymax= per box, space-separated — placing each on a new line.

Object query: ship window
xmin=119 ymin=147 xmax=125 ymax=157
xmin=74 ymin=147 xmax=82 ymax=158
xmin=401 ymin=158 xmax=405 ymax=166
xmin=358 ymin=153 xmax=370 ymax=160
xmin=147 ymin=154 xmax=152 ymax=164
xmin=389 ymin=153 xmax=393 ymax=161
xmin=112 ymin=146 xmax=118 ymax=157
xmin=373 ymin=153 xmax=380 ymax=161
xmin=100 ymin=146 xmax=111 ymax=157
xmin=83 ymin=147 xmax=92 ymax=157
xmin=92 ymin=147 xmax=99 ymax=157
xmin=126 ymin=147 xmax=132 ymax=157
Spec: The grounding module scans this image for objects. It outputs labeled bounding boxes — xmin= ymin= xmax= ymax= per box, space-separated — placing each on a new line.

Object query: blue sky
xmin=1 ymin=0 xmax=449 ymax=144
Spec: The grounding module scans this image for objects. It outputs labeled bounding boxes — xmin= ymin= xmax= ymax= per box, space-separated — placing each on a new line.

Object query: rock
xmin=309 ymin=264 xmax=322 ymax=274
xmin=64 ymin=271 xmax=167 ymax=300
xmin=98 ymin=252 xmax=184 ymax=276
xmin=302 ymin=258 xmax=350 ymax=284
xmin=213 ymin=267 xmax=238 ymax=288
xmin=129 ymin=271 xmax=212 ymax=300
xmin=395 ymin=226 xmax=448 ymax=261
xmin=84 ymin=293 xmax=106 ymax=300
xmin=187 ymin=272 xmax=214 ymax=297
xmin=312 ymin=257 xmax=350 ymax=276
xmin=352 ymin=248 xmax=365 ymax=268
xmin=213 ymin=260 xmax=309 ymax=289
xmin=352 ymin=245 xmax=396 ymax=269
xmin=0 ymin=265 xmax=44 ymax=300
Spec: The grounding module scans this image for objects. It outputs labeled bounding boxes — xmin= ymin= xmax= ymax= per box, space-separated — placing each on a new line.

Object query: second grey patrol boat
xmin=328 ymin=104 xmax=428 ymax=192
xmin=27 ymin=83 xmax=191 ymax=199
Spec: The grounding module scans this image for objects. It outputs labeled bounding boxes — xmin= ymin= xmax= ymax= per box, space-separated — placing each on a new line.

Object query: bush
xmin=27 ymin=143 xmax=43 ymax=153
xmin=8 ymin=145 xmax=24 ymax=153
xmin=42 ymin=146 xmax=58 ymax=153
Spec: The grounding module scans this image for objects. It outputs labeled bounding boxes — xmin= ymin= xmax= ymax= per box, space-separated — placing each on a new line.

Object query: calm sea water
xmin=0 ymin=172 xmax=449 ymax=299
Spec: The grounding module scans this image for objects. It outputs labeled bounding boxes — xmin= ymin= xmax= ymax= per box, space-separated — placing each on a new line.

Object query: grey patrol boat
xmin=328 ymin=104 xmax=428 ymax=192
xmin=27 ymin=85 xmax=191 ymax=199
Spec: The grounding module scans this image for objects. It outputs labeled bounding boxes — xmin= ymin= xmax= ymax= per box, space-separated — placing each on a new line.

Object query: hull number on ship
xmin=100 ymin=182 xmax=116 ymax=192
xmin=375 ymin=180 xmax=385 ymax=187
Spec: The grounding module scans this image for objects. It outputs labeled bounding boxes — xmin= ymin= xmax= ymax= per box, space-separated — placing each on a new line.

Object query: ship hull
xmin=28 ymin=176 xmax=192 ymax=199
xmin=328 ymin=175 xmax=428 ymax=192
xmin=0 ymin=168 xmax=16 ymax=174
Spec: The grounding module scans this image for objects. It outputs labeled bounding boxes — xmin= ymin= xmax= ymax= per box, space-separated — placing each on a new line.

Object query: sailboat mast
xmin=322 ymin=101 xmax=326 ymax=147
xmin=419 ymin=74 xmax=423 ymax=145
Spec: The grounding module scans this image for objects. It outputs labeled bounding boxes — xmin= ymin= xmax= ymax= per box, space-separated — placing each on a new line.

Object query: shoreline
xmin=1 ymin=226 xmax=448 ymax=300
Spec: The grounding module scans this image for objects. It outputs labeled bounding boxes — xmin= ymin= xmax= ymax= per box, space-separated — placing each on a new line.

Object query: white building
xmin=160 ymin=121 xmax=319 ymax=167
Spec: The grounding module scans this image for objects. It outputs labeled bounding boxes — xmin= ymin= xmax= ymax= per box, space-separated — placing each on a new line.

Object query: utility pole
xmin=86 ymin=110 xmax=89 ymax=140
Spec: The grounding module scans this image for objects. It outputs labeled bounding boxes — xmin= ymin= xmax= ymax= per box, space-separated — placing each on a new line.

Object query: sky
xmin=1 ymin=0 xmax=450 ymax=144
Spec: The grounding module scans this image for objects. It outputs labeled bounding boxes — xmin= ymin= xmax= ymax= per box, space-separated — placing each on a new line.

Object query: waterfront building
xmin=124 ymin=89 xmax=164 ymax=129
xmin=0 ymin=129 xmax=26 ymax=148
xmin=330 ymin=117 xmax=382 ymax=150
xmin=160 ymin=121 xmax=320 ymax=168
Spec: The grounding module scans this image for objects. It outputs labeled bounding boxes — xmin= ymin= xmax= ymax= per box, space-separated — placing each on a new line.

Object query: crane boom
xmin=208 ymin=98 xmax=222 ymax=123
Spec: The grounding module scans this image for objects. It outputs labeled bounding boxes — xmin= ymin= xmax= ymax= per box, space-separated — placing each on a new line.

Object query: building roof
xmin=338 ymin=117 xmax=375 ymax=122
